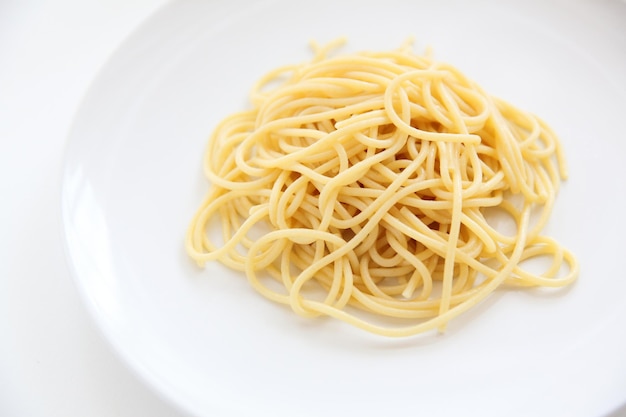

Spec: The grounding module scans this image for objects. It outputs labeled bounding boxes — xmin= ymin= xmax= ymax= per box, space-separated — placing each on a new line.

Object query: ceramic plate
xmin=61 ymin=1 xmax=626 ymax=416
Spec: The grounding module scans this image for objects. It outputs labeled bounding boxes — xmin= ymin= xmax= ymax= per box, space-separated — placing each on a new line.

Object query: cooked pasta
xmin=185 ymin=40 xmax=578 ymax=337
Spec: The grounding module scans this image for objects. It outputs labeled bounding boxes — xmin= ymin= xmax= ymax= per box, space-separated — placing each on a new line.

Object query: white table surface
xmin=2 ymin=1 xmax=625 ymax=417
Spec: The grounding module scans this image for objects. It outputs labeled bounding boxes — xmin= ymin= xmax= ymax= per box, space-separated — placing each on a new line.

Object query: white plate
xmin=61 ymin=1 xmax=626 ymax=416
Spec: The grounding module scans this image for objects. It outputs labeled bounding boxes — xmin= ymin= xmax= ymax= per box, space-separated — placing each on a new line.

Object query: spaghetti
xmin=186 ymin=41 xmax=578 ymax=337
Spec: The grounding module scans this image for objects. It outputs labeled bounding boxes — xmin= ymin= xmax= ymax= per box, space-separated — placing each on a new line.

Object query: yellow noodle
xmin=185 ymin=41 xmax=579 ymax=337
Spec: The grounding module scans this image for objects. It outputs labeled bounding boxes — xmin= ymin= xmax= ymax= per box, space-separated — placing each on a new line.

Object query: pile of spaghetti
xmin=186 ymin=41 xmax=578 ymax=337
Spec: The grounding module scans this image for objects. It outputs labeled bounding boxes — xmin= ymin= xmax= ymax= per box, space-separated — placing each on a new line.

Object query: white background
xmin=1 ymin=1 xmax=625 ymax=417
xmin=0 ymin=1 xmax=187 ymax=416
